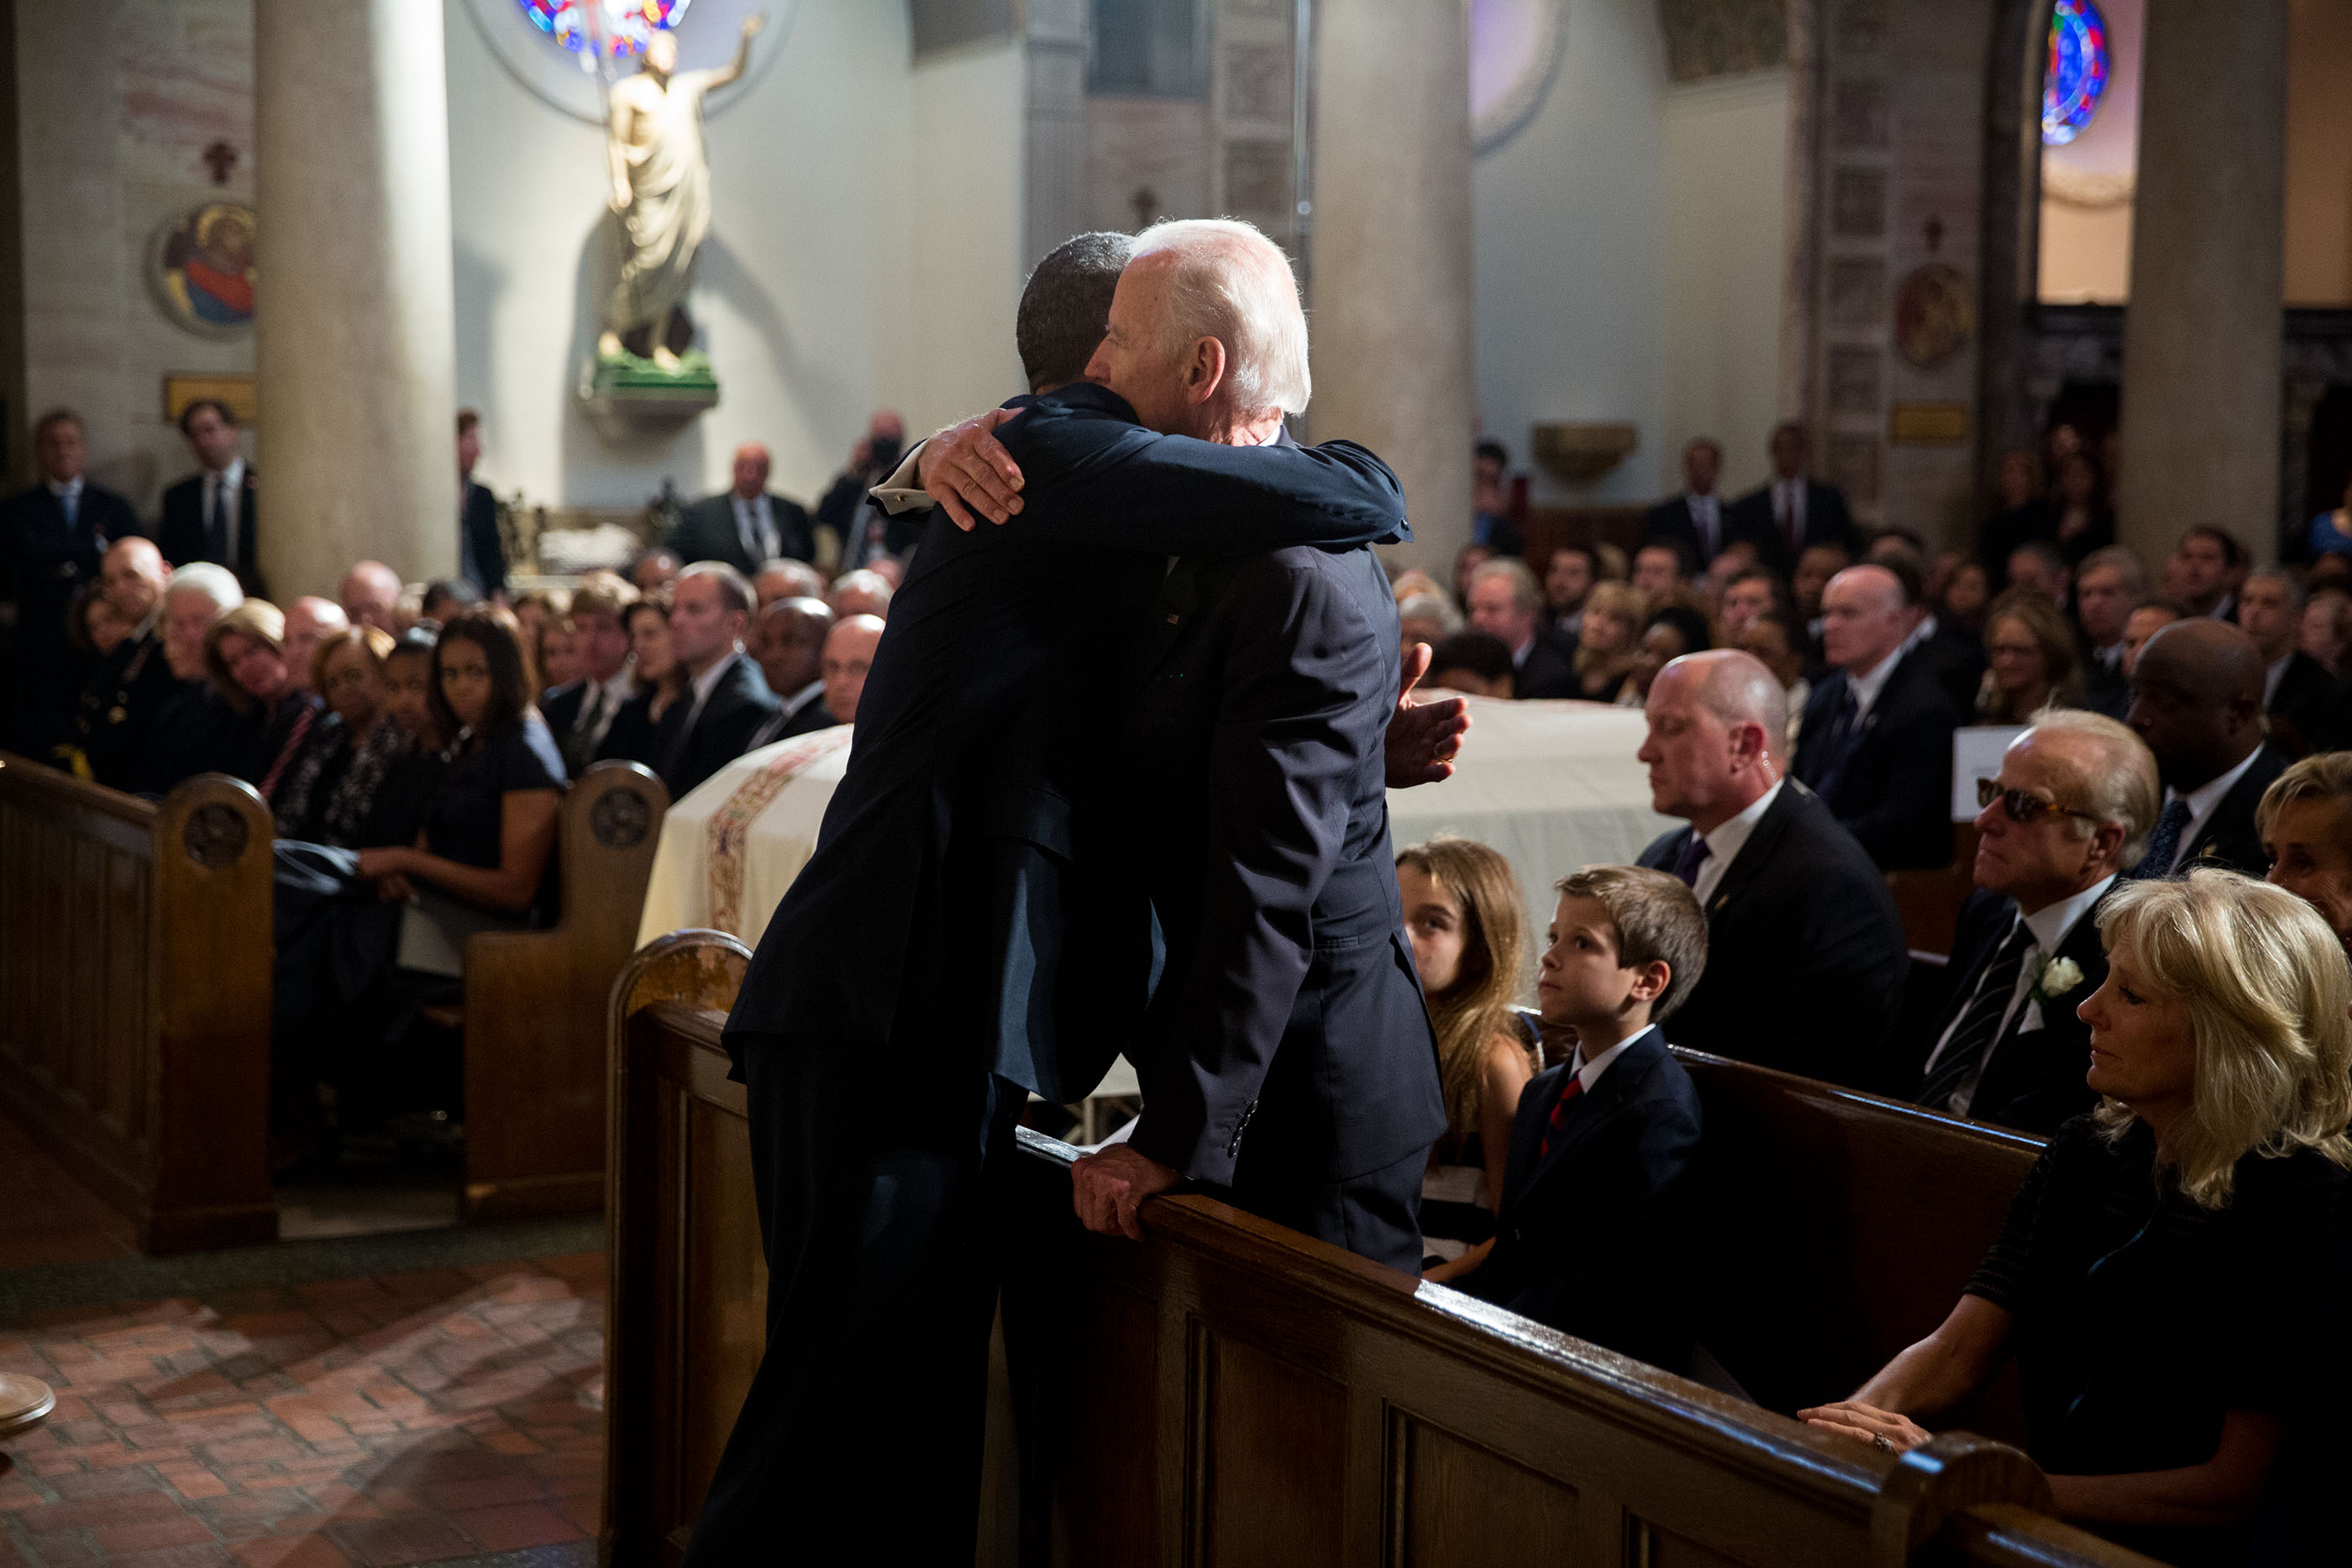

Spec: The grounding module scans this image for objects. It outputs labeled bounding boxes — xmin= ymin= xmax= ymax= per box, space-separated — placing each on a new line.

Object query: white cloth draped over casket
xmin=636 ymin=697 xmax=1674 ymax=960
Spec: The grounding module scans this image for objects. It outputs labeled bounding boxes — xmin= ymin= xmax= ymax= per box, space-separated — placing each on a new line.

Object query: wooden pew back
xmin=1677 ymin=1049 xmax=2041 ymax=1437
xmin=603 ymin=934 xmax=2150 ymax=1568
xmin=0 ymin=756 xmax=275 ymax=1253
xmin=460 ymin=759 xmax=668 ymax=1221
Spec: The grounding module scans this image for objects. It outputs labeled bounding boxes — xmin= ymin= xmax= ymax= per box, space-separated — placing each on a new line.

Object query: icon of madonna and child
xmin=154 ymin=202 xmax=256 ymax=333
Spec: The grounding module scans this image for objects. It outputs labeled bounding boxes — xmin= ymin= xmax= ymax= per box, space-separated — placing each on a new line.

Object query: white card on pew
xmin=1951 ymin=726 xmax=2026 ymax=821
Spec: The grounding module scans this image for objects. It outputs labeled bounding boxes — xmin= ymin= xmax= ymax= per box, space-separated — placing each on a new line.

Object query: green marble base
xmin=584 ymin=348 xmax=718 ymax=422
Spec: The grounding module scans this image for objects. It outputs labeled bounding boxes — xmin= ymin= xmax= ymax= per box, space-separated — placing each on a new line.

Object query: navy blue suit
xmin=691 ymin=385 xmax=1411 ymax=1567
xmin=1791 ymin=649 xmax=1961 ymax=871
xmin=1457 ymin=1027 xmax=1704 ymax=1371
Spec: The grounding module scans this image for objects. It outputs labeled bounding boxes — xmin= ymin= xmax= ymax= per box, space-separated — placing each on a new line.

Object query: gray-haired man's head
xmin=1016 ymin=231 xmax=1135 ymax=393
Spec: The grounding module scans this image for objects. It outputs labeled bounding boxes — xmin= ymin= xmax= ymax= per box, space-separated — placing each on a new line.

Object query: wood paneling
xmin=0 ymin=756 xmax=275 ymax=1255
xmin=460 ymin=760 xmax=669 ymax=1222
xmin=604 ymin=934 xmax=2157 ymax=1568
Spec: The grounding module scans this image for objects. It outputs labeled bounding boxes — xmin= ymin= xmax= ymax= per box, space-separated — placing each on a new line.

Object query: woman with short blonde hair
xmin=1572 ymin=581 xmax=1647 ymax=702
xmin=1802 ymin=870 xmax=2351 ymax=1564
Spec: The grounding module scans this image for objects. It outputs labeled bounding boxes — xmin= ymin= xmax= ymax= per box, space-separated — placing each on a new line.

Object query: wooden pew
xmin=457 ymin=759 xmax=669 ymax=1222
xmin=603 ymin=934 xmax=2145 ymax=1568
xmin=0 ymin=756 xmax=275 ymax=1254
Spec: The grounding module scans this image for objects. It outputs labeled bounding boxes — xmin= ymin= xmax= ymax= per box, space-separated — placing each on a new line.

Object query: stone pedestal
xmin=254 ymin=0 xmax=459 ymax=599
xmin=1309 ymin=0 xmax=1475 ymax=571
xmin=2116 ymin=0 xmax=2286 ymax=564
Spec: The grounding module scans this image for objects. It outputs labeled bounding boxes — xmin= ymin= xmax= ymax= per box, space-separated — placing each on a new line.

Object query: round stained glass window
xmin=516 ymin=0 xmax=691 ymax=59
xmin=2042 ymin=0 xmax=2109 ymax=146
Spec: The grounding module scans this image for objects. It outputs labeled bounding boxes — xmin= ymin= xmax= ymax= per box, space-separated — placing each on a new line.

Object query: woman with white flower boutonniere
xmin=1807 ymin=870 xmax=2352 ymax=1568
xmin=1908 ymin=711 xmax=2157 ymax=1135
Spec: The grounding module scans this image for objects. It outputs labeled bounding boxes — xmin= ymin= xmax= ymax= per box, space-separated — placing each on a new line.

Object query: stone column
xmin=1308 ymin=0 xmax=1475 ymax=571
xmin=254 ymin=0 xmax=459 ymax=600
xmin=2115 ymin=0 xmax=2286 ymax=564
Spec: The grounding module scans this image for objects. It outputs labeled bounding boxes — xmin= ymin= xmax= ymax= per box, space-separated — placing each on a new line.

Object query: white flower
xmin=2033 ymin=955 xmax=2085 ymax=1003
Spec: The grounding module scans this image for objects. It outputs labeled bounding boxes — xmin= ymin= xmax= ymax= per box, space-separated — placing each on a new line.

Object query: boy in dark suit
xmin=1438 ymin=864 xmax=1707 ymax=1372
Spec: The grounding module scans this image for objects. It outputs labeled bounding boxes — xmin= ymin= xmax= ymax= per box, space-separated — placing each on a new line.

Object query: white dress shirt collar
xmin=1693 ymin=777 xmax=1784 ymax=905
xmin=1569 ymin=1024 xmax=1657 ymax=1094
xmin=2167 ymin=745 xmax=2265 ymax=863
xmin=2024 ymin=873 xmax=2115 ymax=955
xmin=780 ymin=676 xmax=825 ymax=717
xmin=1845 ymin=646 xmax=1905 ymax=722
xmin=689 ymin=647 xmax=742 ymax=709
xmin=47 ymin=474 xmax=82 ymax=503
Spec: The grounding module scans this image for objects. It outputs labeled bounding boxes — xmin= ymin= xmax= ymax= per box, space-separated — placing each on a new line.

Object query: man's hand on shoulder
xmin=1386 ymin=642 xmax=1470 ymax=789
xmin=1069 ymin=1142 xmax=1182 ymax=1241
xmin=918 ymin=408 xmax=1029 ymax=531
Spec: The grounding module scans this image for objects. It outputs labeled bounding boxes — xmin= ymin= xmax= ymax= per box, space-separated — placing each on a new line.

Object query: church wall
xmin=444 ymin=0 xmax=1026 ymax=516
xmin=14 ymin=0 xmax=255 ymax=517
xmin=1473 ymin=0 xmax=1669 ymax=508
xmin=1660 ymin=67 xmax=1789 ymax=501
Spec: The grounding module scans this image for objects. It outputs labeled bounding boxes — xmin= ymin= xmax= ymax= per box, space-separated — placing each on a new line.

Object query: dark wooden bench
xmin=0 ymin=752 xmax=665 ymax=1248
xmin=602 ymin=932 xmax=2142 ymax=1568
xmin=0 ymin=756 xmax=276 ymax=1253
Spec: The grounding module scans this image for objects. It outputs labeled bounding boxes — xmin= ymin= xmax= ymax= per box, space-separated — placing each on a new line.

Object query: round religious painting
xmin=148 ymin=201 xmax=255 ymax=338
xmin=1893 ymin=263 xmax=1973 ymax=370
xmin=2041 ymin=0 xmax=2110 ymax=146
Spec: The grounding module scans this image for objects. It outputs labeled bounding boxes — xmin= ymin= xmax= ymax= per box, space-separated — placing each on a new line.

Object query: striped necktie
xmin=1919 ymin=920 xmax=2036 ymax=1116
xmin=1537 ymin=1073 xmax=1588 ymax=1158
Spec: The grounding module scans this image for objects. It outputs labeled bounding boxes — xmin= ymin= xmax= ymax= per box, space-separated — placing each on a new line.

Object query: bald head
xmin=339 ymin=560 xmax=403 ymax=632
xmin=752 ymin=595 xmax=833 ymax=698
xmin=2126 ymin=619 xmax=2267 ymax=791
xmin=731 ymin=443 xmax=771 ymax=501
xmin=282 ymin=597 xmax=349 ymax=692
xmin=1636 ymin=649 xmax=1785 ymax=833
xmin=821 ymin=614 xmax=885 ymax=726
xmin=827 ymin=569 xmax=893 ymax=621
xmin=100 ymin=536 xmax=169 ymax=622
xmin=1820 ymin=564 xmax=1912 ymax=674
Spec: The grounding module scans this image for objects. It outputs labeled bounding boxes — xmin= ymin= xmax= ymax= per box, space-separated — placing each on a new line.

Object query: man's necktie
xmin=259 ymin=705 xmax=314 ymax=800
xmin=1537 ymin=1073 xmax=1588 ymax=1158
xmin=1777 ymin=486 xmax=1795 ymax=555
xmin=1808 ymin=683 xmax=1862 ymax=798
xmin=1919 ymin=920 xmax=2037 ymax=1116
xmin=213 ymin=475 xmax=234 ymax=564
xmin=59 ymin=488 xmax=76 ymax=529
xmin=1672 ymin=834 xmax=1712 ymax=888
xmin=2134 ymin=796 xmax=2195 ymax=879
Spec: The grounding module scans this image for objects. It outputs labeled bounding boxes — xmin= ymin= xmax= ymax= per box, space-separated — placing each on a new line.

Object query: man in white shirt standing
xmin=158 ymin=399 xmax=260 ymax=595
xmin=1911 ymin=712 xmax=2156 ymax=1133
xmin=1726 ymin=420 xmax=1856 ymax=574
xmin=669 ymin=443 xmax=815 ymax=574
xmin=2125 ymin=618 xmax=2286 ymax=878
xmin=1642 ymin=437 xmax=1730 ymax=567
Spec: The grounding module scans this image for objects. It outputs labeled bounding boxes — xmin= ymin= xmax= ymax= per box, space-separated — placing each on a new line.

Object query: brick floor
xmin=0 ymin=1256 xmax=603 ymax=1568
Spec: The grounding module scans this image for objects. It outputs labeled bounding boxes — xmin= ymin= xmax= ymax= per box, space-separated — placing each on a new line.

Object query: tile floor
xmin=0 ymin=1253 xmax=606 ymax=1567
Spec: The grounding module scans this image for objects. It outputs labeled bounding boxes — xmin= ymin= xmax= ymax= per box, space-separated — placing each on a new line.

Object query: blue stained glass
xmin=2042 ymin=0 xmax=2110 ymax=146
xmin=516 ymin=0 xmax=690 ymax=59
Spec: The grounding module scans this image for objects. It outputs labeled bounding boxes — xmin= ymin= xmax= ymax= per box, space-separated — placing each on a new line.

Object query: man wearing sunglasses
xmin=1909 ymin=711 xmax=2160 ymax=1133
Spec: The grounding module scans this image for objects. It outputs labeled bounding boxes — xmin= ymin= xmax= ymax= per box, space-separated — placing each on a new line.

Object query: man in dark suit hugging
xmin=1431 ymin=863 xmax=1706 ymax=1373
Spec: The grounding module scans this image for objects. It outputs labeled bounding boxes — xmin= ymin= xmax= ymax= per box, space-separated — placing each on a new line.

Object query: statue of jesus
xmin=598 ymin=14 xmax=763 ymax=370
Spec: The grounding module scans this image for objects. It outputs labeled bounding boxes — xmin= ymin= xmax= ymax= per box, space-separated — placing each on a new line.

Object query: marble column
xmin=1308 ymin=0 xmax=1475 ymax=571
xmin=254 ymin=0 xmax=459 ymax=600
xmin=2115 ymin=0 xmax=2286 ymax=564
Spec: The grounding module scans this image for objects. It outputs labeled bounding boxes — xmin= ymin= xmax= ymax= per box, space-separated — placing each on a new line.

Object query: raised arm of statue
xmin=711 ymin=13 xmax=764 ymax=90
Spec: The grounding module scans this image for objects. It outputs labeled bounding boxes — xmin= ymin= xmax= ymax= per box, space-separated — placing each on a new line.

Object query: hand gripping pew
xmin=0 ymin=755 xmax=275 ymax=1254
xmin=602 ymin=930 xmax=2154 ymax=1568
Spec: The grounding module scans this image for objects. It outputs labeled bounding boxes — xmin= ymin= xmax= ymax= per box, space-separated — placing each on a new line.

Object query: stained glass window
xmin=516 ymin=0 xmax=691 ymax=59
xmin=2041 ymin=0 xmax=2110 ymax=146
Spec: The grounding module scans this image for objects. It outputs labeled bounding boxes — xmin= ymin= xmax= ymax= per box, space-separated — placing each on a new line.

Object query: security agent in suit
xmin=1642 ymin=436 xmax=1732 ymax=568
xmin=1633 ymin=651 xmax=1909 ymax=1091
xmin=1444 ymin=865 xmax=1708 ymax=1371
xmin=654 ymin=563 xmax=780 ymax=799
xmin=1725 ymin=421 xmax=1857 ymax=574
xmin=2124 ymin=618 xmax=2289 ymax=880
xmin=690 ymin=232 xmax=1444 ymax=1568
xmin=1792 ymin=563 xmax=1963 ymax=872
xmin=156 ymin=399 xmax=262 ymax=597
xmin=454 ymin=411 xmax=507 ymax=600
xmin=669 ymin=443 xmax=816 ymax=574
xmin=1 ymin=410 xmax=140 ymax=756
xmin=1909 ymin=714 xmax=2157 ymax=1134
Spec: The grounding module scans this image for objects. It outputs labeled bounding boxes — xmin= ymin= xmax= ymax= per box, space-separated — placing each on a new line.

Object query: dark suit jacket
xmin=1791 ymin=649 xmax=1961 ymax=871
xmin=2266 ymin=652 xmax=2334 ymax=758
xmin=725 ymin=383 xmax=1411 ymax=1111
xmin=662 ymin=654 xmax=780 ymax=799
xmin=2178 ymin=743 xmax=2289 ymax=879
xmin=1457 ymin=1028 xmax=1703 ymax=1370
xmin=1515 ymin=627 xmax=1582 ymax=700
xmin=1643 ymin=494 xmax=1730 ymax=567
xmin=460 ymin=480 xmax=507 ymax=600
xmin=158 ymin=468 xmax=262 ymax=596
xmin=1908 ymin=619 xmax=1987 ymax=716
xmin=1637 ymin=782 xmax=1909 ymax=1090
xmin=73 ymin=629 xmax=186 ymax=790
xmin=748 ymin=686 xmax=833 ymax=748
xmin=2082 ymin=648 xmax=2129 ymax=721
xmin=669 ymin=491 xmax=816 ymax=574
xmin=1725 ymin=479 xmax=1857 ymax=572
xmin=1 ymin=480 xmax=139 ymax=749
xmin=1908 ymin=884 xmax=2110 ymax=1135
xmin=1122 ymin=543 xmax=1447 ymax=1188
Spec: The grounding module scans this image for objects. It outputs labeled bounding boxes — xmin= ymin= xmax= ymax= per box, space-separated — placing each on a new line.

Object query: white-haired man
xmin=1909 ymin=711 xmax=2155 ymax=1134
xmin=696 ymin=226 xmax=1458 ymax=1566
xmin=132 ymin=563 xmax=244 ymax=794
